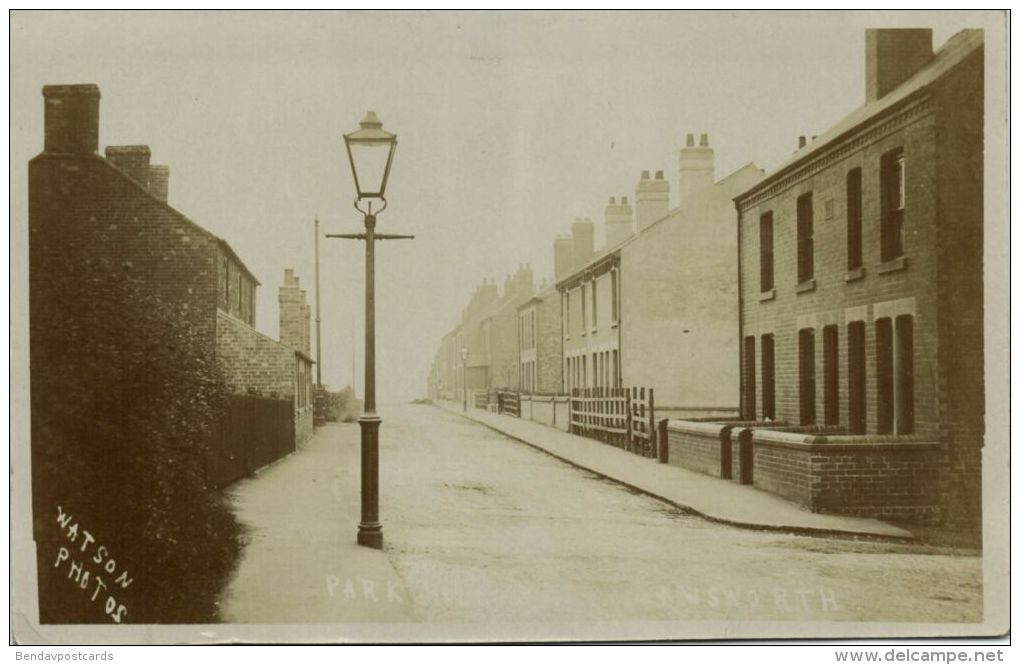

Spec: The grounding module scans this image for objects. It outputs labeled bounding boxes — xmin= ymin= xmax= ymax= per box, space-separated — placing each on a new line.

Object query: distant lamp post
xmin=327 ymin=111 xmax=412 ymax=550
xmin=460 ymin=347 xmax=469 ymax=411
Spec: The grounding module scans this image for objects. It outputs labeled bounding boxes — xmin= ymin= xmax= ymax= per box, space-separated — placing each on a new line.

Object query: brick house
xmin=730 ymin=29 xmax=984 ymax=534
xmin=517 ymin=282 xmax=563 ymax=395
xmin=29 ymin=84 xmax=316 ymax=476
xmin=558 ymin=138 xmax=764 ymax=418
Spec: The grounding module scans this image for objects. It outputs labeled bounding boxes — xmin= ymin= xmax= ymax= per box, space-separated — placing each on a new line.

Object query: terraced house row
xmin=428 ymin=28 xmax=984 ymax=542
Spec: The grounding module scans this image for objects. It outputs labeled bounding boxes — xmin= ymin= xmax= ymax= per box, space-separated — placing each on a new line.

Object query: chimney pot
xmin=685 ymin=133 xmax=694 ymax=147
xmin=699 ymin=134 xmax=709 ymax=147
xmin=42 ymin=84 xmax=101 ymax=155
xmin=148 ymin=164 xmax=170 ymax=201
xmin=655 ymin=170 xmax=664 ymax=180
xmin=798 ymin=135 xmax=807 ymax=149
xmin=609 ymin=196 xmax=616 ymax=204
xmin=641 ymin=170 xmax=650 ymax=179
xmin=621 ymin=196 xmax=628 ymax=205
xmin=105 ymin=145 xmax=152 ymax=187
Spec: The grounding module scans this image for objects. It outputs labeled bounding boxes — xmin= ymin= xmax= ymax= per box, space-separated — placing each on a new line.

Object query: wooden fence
xmin=208 ymin=394 xmax=295 ymax=488
xmin=569 ymin=387 xmax=658 ymax=458
xmin=496 ymin=390 xmax=520 ymax=417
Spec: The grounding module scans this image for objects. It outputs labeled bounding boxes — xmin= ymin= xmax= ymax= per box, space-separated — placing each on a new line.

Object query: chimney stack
xmin=678 ymin=132 xmax=715 ymax=206
xmin=604 ymin=194 xmax=634 ymax=248
xmin=42 ymin=84 xmax=101 ymax=155
xmin=279 ymin=269 xmax=311 ymax=356
xmin=105 ymin=145 xmax=151 ymax=187
xmin=554 ymin=234 xmax=574 ymax=279
xmin=148 ymin=164 xmax=170 ymax=201
xmin=798 ymin=135 xmax=808 ymax=149
xmin=635 ymin=169 xmax=670 ymax=231
xmin=865 ymin=29 xmax=933 ymax=102
xmin=571 ymin=217 xmax=595 ymax=271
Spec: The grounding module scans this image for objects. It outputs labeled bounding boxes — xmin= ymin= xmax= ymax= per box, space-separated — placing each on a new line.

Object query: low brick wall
xmin=751 ymin=430 xmax=943 ymax=523
xmin=666 ymin=421 xmax=728 ymax=477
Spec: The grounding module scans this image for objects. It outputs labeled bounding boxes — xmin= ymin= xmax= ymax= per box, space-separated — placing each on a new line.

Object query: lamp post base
xmin=357 ymin=523 xmax=383 ymax=549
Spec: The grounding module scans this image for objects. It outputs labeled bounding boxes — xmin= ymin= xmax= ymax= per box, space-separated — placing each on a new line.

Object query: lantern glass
xmin=344 ymin=111 xmax=397 ymax=200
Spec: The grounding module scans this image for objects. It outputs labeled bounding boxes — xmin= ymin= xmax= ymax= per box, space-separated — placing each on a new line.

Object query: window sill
xmin=759 ymin=288 xmax=776 ymax=302
xmin=795 ymin=279 xmax=816 ymax=294
xmin=610 ymin=321 xmax=618 ymax=329
xmin=878 ymin=256 xmax=908 ymax=274
xmin=844 ymin=267 xmax=865 ymax=282
xmin=590 ymin=328 xmax=597 ymax=335
xmin=580 ymin=332 xmax=586 ymax=337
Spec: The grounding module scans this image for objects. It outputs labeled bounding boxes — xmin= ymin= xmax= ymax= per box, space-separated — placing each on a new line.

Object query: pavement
xmin=216 ymin=404 xmax=980 ymax=636
xmin=436 ymin=400 xmax=913 ymax=540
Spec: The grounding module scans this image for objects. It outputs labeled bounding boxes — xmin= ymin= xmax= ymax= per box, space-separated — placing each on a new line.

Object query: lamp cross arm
xmin=325 ymin=233 xmax=415 ymax=241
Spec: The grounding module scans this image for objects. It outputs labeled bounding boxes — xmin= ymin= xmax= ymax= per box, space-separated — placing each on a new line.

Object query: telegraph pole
xmin=314 ymin=216 xmax=322 ymax=387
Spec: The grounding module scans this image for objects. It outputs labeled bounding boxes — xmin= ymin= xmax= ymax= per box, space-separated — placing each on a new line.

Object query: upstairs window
xmin=881 ymin=148 xmax=905 ymax=261
xmin=591 ymin=278 xmax=598 ymax=329
xmin=797 ymin=193 xmax=814 ymax=283
xmin=581 ymin=284 xmax=587 ymax=332
xmin=611 ymin=270 xmax=619 ymax=322
xmin=759 ymin=211 xmax=774 ymax=292
xmin=846 ymin=168 xmax=863 ymax=270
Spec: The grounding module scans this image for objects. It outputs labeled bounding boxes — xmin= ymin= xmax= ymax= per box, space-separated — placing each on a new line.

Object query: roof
xmin=517 ymin=282 xmax=558 ymax=310
xmin=33 ymin=151 xmax=262 ymax=286
xmin=736 ymin=29 xmax=984 ymax=204
xmin=555 ymin=161 xmax=764 ymax=290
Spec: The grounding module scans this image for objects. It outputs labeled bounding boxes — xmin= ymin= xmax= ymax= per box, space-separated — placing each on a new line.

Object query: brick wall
xmin=751 ymin=431 xmax=943 ymax=523
xmin=738 ymin=105 xmax=940 ymax=434
xmin=534 ymin=292 xmax=564 ymax=394
xmin=215 ymin=310 xmax=296 ymax=399
xmin=932 ymin=44 xmax=984 ymax=533
xmin=621 ymin=164 xmax=763 ymax=409
xmin=666 ymin=422 xmax=726 ymax=477
xmin=29 ymin=155 xmax=221 ymax=349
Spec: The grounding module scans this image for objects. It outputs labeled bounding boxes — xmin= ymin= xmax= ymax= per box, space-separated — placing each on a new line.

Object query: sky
xmin=10 ymin=10 xmax=1001 ymax=403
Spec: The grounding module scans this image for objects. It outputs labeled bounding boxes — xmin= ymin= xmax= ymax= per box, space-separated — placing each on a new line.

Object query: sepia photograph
xmin=8 ymin=9 xmax=1010 ymax=647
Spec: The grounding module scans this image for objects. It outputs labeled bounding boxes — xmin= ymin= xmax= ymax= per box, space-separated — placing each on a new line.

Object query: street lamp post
xmin=460 ymin=347 xmax=469 ymax=412
xmin=326 ymin=111 xmax=411 ymax=550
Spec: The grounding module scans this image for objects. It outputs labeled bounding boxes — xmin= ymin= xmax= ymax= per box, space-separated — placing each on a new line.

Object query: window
xmin=761 ymin=334 xmax=776 ymax=420
xmin=592 ymin=353 xmax=599 ymax=387
xmin=848 ymin=321 xmax=866 ymax=434
xmin=612 ymin=349 xmax=619 ymax=388
xmin=611 ymin=270 xmax=619 ymax=322
xmin=881 ymin=148 xmax=905 ymax=261
xmin=876 ymin=318 xmax=894 ymax=434
xmin=235 ymin=272 xmax=243 ymax=314
xmin=799 ymin=328 xmax=816 ymax=425
xmin=876 ymin=315 xmax=915 ymax=435
xmin=797 ymin=193 xmax=814 ymax=283
xmin=759 ymin=212 xmax=774 ymax=292
xmin=896 ymin=315 xmax=915 ymax=434
xmin=823 ymin=325 xmax=839 ymax=426
xmin=564 ymin=292 xmax=571 ymax=337
xmin=743 ymin=336 xmax=756 ymax=420
xmin=846 ymin=168 xmax=863 ymax=270
xmin=220 ymin=256 xmax=230 ymax=308
xmin=591 ymin=278 xmax=598 ymax=329
xmin=581 ymin=284 xmax=587 ymax=333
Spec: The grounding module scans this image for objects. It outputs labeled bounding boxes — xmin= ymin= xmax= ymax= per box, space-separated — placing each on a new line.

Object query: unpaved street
xmin=222 ymin=404 xmax=982 ymax=625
